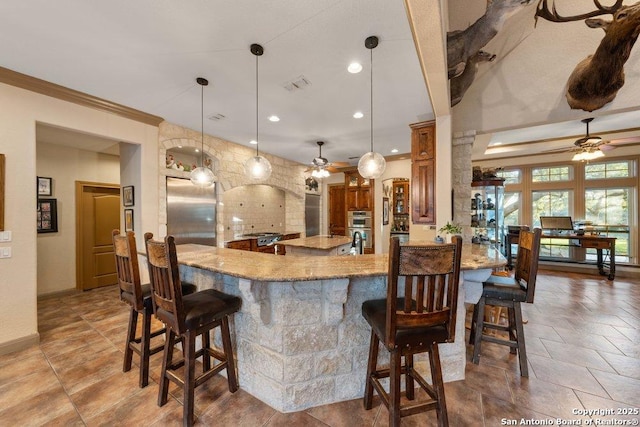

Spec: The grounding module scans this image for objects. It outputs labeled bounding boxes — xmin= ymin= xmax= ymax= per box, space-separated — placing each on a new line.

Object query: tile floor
xmin=0 ymin=270 xmax=638 ymax=426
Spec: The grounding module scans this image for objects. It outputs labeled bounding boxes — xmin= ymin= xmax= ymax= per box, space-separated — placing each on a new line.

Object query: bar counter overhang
xmin=155 ymin=243 xmax=506 ymax=412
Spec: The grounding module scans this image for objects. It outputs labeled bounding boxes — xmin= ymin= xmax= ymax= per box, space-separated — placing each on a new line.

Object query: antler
xmin=535 ymin=0 xmax=624 ymax=25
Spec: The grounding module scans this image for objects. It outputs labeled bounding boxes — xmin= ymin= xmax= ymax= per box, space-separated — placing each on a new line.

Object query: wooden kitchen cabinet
xmin=226 ymin=239 xmax=251 ymax=251
xmin=344 ymin=171 xmax=373 ymax=211
xmin=410 ymin=121 xmax=436 ymax=224
xmin=392 ymin=180 xmax=409 ymax=215
xmin=411 ymin=121 xmax=435 ymax=161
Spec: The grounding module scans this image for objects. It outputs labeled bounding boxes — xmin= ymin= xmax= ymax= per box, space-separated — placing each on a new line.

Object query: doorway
xmin=328 ymin=184 xmax=346 ymax=236
xmin=75 ymin=181 xmax=120 ymax=291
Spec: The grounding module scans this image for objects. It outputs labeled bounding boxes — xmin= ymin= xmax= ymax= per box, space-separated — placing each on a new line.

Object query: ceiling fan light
xmin=244 ymin=155 xmax=272 ymax=181
xmin=358 ymin=151 xmax=386 ymax=179
xmin=572 ymin=152 xmax=585 ymax=162
xmin=572 ymin=149 xmax=604 ymax=162
xmin=311 ymin=167 xmax=330 ymax=179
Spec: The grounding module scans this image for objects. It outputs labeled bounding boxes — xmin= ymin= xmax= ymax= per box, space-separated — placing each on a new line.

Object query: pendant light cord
xmin=256 ymin=53 xmax=259 ymax=157
xmin=370 ymin=46 xmax=374 ymax=153
xmin=201 ymin=82 xmax=205 ymax=166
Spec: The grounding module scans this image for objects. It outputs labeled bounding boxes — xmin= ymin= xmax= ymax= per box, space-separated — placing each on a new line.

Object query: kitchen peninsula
xmin=278 ymin=235 xmax=353 ymax=256
xmin=172 ymin=243 xmax=505 ymax=412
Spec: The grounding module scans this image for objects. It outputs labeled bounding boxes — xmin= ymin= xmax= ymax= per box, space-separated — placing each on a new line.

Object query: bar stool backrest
xmin=112 ymin=230 xmax=144 ymax=311
xmin=144 ymin=233 xmax=186 ymax=335
xmin=385 ymin=236 xmax=463 ymax=349
xmin=514 ymin=228 xmax=542 ymax=304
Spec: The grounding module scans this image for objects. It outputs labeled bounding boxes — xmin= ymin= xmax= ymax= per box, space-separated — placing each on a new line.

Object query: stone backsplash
xmin=223 ymin=185 xmax=286 ymax=239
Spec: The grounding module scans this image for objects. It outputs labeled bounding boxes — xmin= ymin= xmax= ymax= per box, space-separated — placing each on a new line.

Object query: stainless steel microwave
xmin=348 ymin=211 xmax=372 ymax=228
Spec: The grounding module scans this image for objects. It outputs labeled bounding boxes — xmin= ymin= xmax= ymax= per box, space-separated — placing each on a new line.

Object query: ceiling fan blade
xmin=330 ymin=161 xmax=351 ymax=167
xmin=607 ymin=135 xmax=640 ymax=145
xmin=326 ymin=166 xmax=339 ymax=173
xmin=539 ymin=146 xmax=573 ymax=153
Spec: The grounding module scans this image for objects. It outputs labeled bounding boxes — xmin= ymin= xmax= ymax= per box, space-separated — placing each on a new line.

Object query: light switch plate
xmin=0 ymin=247 xmax=11 ymax=258
xmin=1 ymin=231 xmax=12 ymax=241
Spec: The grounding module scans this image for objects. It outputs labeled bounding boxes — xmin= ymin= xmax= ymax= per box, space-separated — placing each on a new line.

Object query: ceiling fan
xmin=305 ymin=141 xmax=350 ymax=178
xmin=542 ymin=118 xmax=640 ymax=161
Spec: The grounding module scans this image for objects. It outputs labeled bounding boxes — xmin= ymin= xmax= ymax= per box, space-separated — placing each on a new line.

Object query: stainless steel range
xmin=242 ymin=232 xmax=283 ymax=247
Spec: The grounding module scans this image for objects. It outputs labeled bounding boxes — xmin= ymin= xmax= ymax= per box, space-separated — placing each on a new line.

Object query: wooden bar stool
xmin=112 ymin=230 xmax=196 ymax=388
xmin=362 ymin=236 xmax=462 ymax=427
xmin=470 ymin=228 xmax=541 ymax=377
xmin=144 ymin=233 xmax=241 ymax=427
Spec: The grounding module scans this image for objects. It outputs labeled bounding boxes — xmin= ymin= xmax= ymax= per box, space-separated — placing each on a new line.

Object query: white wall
xmin=450 ymin=0 xmax=640 ymax=135
xmin=36 ymin=142 xmax=120 ymax=296
xmin=0 ymin=82 xmax=158 ymax=353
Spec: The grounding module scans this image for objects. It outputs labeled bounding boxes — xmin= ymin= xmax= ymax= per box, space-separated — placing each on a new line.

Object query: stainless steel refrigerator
xmin=166 ymin=177 xmax=216 ymax=246
xmin=305 ymin=193 xmax=320 ymax=237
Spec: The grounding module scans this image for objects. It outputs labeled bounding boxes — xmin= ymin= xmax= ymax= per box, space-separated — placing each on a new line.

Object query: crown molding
xmin=0 ymin=66 xmax=164 ymax=126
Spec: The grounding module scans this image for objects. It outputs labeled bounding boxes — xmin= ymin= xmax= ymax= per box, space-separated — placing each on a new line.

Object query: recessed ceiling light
xmin=348 ymin=62 xmax=363 ymax=74
xmin=177 ymin=145 xmax=183 ymax=148
xmin=249 ymin=140 xmax=258 ymax=145
xmin=268 ymin=115 xmax=280 ymax=122
xmin=195 ymin=148 xmax=200 ymax=152
xmin=353 ymin=111 xmax=364 ymax=119
xmin=391 ymin=148 xmax=398 ymax=153
xmin=492 ymin=141 xmax=503 ymax=146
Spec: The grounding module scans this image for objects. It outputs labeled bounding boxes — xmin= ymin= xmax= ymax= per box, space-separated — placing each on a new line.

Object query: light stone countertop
xmin=175 ymin=242 xmax=506 ymax=282
xmin=278 ymin=235 xmax=352 ymax=250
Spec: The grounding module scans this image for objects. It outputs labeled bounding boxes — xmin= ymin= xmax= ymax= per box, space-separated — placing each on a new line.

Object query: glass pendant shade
xmin=244 ymin=155 xmax=272 ymax=181
xmin=358 ymin=151 xmax=386 ymax=179
xmin=190 ymin=166 xmax=215 ymax=187
xmin=358 ymin=35 xmax=386 ymax=180
xmin=190 ymin=77 xmax=214 ymax=187
xmin=245 ymin=43 xmax=272 ymax=181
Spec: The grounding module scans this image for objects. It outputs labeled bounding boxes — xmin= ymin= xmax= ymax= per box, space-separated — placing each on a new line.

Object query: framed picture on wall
xmin=124 ymin=209 xmax=134 ymax=232
xmin=37 ymin=198 xmax=58 ymax=233
xmin=37 ymin=176 xmax=52 ymax=197
xmin=122 ymin=186 xmax=134 ymax=207
xmin=382 ymin=197 xmax=389 ymax=225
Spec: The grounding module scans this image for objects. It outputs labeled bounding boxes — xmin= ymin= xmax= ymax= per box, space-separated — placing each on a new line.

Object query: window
xmin=585 ymin=188 xmax=629 ymax=225
xmin=498 ymin=169 xmax=521 ymax=184
xmin=585 ymin=160 xmax=631 ymax=179
xmin=532 ymin=166 xmax=571 ymax=182
xmin=503 ymin=192 xmax=521 ymax=226
xmin=585 ymin=188 xmax=631 ymax=262
xmin=531 ymin=190 xmax=571 ymax=227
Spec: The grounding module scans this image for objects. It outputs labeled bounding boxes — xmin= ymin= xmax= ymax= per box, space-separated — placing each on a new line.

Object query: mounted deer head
xmin=535 ymin=0 xmax=640 ymax=111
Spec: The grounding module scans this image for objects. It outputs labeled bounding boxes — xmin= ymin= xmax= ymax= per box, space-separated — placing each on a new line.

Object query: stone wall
xmin=452 ymin=131 xmax=475 ymax=241
xmin=158 ymin=122 xmax=307 ymax=244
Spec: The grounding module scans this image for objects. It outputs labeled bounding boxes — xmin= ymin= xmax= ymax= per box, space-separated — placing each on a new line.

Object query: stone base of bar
xmin=179 ymin=265 xmax=471 ymax=412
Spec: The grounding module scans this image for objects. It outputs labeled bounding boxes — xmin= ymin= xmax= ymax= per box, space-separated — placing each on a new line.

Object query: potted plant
xmin=438 ymin=221 xmax=462 ymax=243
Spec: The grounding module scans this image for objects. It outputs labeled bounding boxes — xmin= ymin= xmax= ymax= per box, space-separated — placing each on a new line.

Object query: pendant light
xmin=357 ymin=36 xmax=386 ymax=180
xmin=244 ymin=43 xmax=272 ymax=181
xmin=190 ymin=77 xmax=215 ymax=187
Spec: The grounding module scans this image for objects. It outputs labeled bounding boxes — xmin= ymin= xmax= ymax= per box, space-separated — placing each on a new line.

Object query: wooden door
xmin=329 ymin=184 xmax=346 ymax=236
xmin=76 ymin=182 xmax=120 ymax=290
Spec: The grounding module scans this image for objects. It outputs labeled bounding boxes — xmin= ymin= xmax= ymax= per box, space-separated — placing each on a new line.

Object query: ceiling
xmin=1 ymin=0 xmax=432 ymax=166
xmin=3 ymin=1 xmax=639 ymax=166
